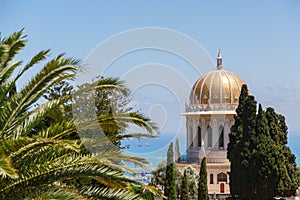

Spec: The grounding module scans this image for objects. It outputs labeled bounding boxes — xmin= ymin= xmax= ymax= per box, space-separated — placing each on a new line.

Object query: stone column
xmin=212 ymin=118 xmax=218 ymax=150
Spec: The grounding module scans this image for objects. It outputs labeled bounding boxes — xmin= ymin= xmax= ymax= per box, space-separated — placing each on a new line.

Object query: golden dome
xmin=190 ymin=51 xmax=246 ymax=106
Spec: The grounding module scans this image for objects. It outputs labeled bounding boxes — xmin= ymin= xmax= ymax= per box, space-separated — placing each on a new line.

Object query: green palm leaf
xmin=0 ymin=156 xmax=18 ymax=179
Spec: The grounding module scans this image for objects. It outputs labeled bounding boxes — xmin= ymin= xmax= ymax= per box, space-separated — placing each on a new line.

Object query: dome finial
xmin=217 ymin=49 xmax=223 ymax=70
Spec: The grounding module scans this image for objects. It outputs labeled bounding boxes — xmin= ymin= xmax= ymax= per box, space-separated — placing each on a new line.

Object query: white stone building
xmin=177 ymin=50 xmax=246 ymax=199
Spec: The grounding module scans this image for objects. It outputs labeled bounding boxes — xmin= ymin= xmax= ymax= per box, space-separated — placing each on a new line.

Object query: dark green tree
xmin=228 ymin=84 xmax=298 ymax=199
xmin=198 ymin=157 xmax=208 ymax=200
xmin=238 ymin=95 xmax=257 ymax=199
xmin=253 ymin=104 xmax=279 ymax=199
xmin=181 ymin=169 xmax=189 ymax=200
xmin=266 ymin=108 xmax=298 ymax=197
xmin=227 ymin=84 xmax=249 ymax=197
xmin=164 ymin=142 xmax=177 ymax=200
xmin=296 ymin=167 xmax=300 ymax=184
xmin=266 ymin=107 xmax=287 ymax=145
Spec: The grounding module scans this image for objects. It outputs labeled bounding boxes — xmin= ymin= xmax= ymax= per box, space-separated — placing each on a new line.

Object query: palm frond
xmin=46 ymin=120 xmax=77 ymax=140
xmin=0 ymin=137 xmax=80 ymax=161
xmin=0 ymin=60 xmax=22 ymax=85
xmin=0 ymin=29 xmax=26 ymax=73
xmin=13 ymin=96 xmax=72 ymax=138
xmin=0 ymin=57 xmax=79 ymax=138
xmin=0 ymin=157 xmax=134 ymax=195
xmin=74 ymin=77 xmax=129 ymax=97
xmin=25 ymin=188 xmax=88 ymax=200
xmin=14 ymin=49 xmax=50 ymax=81
xmin=0 ymin=156 xmax=18 ymax=179
xmin=97 ymin=112 xmax=158 ymax=134
xmin=80 ymin=187 xmax=141 ymax=200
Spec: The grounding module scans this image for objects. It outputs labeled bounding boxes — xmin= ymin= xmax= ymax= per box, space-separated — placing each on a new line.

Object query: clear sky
xmin=1 ymin=0 xmax=300 ymax=164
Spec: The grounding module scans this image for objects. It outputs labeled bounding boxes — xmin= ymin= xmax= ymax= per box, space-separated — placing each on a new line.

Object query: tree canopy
xmin=227 ymin=84 xmax=298 ymax=199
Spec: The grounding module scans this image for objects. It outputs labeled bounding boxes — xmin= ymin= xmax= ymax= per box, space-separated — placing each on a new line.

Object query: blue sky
xmin=1 ymin=0 xmax=300 ymax=164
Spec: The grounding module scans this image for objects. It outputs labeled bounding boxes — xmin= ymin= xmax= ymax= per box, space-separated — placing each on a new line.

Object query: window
xmin=197 ymin=126 xmax=201 ymax=147
xmin=210 ymin=174 xmax=214 ymax=184
xmin=217 ymin=173 xmax=227 ymax=183
xmin=207 ymin=126 xmax=212 ymax=148
xmin=219 ymin=126 xmax=224 ymax=149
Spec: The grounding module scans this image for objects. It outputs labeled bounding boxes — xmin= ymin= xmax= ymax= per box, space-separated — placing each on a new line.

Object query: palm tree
xmin=0 ymin=30 xmax=160 ymax=199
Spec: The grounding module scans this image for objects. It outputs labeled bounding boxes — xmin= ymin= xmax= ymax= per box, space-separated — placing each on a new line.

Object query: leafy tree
xmin=150 ymin=164 xmax=199 ymax=199
xmin=198 ymin=157 xmax=208 ymax=200
xmin=43 ymin=81 xmax=74 ymax=123
xmin=184 ymin=166 xmax=199 ymax=199
xmin=150 ymin=161 xmax=167 ymax=191
xmin=150 ymin=160 xmax=182 ymax=198
xmin=164 ymin=142 xmax=177 ymax=200
xmin=181 ymin=169 xmax=189 ymax=200
xmin=0 ymin=30 xmax=161 ymax=199
xmin=72 ymin=78 xmax=159 ymax=148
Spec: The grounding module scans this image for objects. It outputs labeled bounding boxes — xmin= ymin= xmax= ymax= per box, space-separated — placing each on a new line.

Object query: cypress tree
xmin=254 ymin=104 xmax=279 ymax=199
xmin=227 ymin=84 xmax=249 ymax=197
xmin=266 ymin=107 xmax=286 ymax=145
xmin=238 ymin=95 xmax=257 ymax=199
xmin=228 ymin=85 xmax=257 ymax=199
xmin=266 ymin=108 xmax=298 ymax=197
xmin=198 ymin=157 xmax=208 ymax=200
xmin=181 ymin=169 xmax=189 ymax=200
xmin=175 ymin=138 xmax=180 ymax=162
xmin=228 ymin=86 xmax=298 ymax=199
xmin=164 ymin=142 xmax=177 ymax=200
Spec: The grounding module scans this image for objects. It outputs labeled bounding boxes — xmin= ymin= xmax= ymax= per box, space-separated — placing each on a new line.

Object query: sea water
xmin=288 ymin=131 xmax=300 ymax=166
xmin=123 ymin=131 xmax=300 ymax=168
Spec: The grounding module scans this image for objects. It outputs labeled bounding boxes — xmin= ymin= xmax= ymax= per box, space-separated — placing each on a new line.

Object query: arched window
xmin=210 ymin=174 xmax=214 ymax=184
xmin=219 ymin=126 xmax=224 ymax=149
xmin=207 ymin=126 xmax=212 ymax=148
xmin=197 ymin=126 xmax=201 ymax=147
xmin=217 ymin=173 xmax=227 ymax=183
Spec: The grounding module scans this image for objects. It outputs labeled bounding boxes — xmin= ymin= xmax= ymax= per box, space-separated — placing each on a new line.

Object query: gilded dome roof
xmin=189 ymin=51 xmax=246 ymax=106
